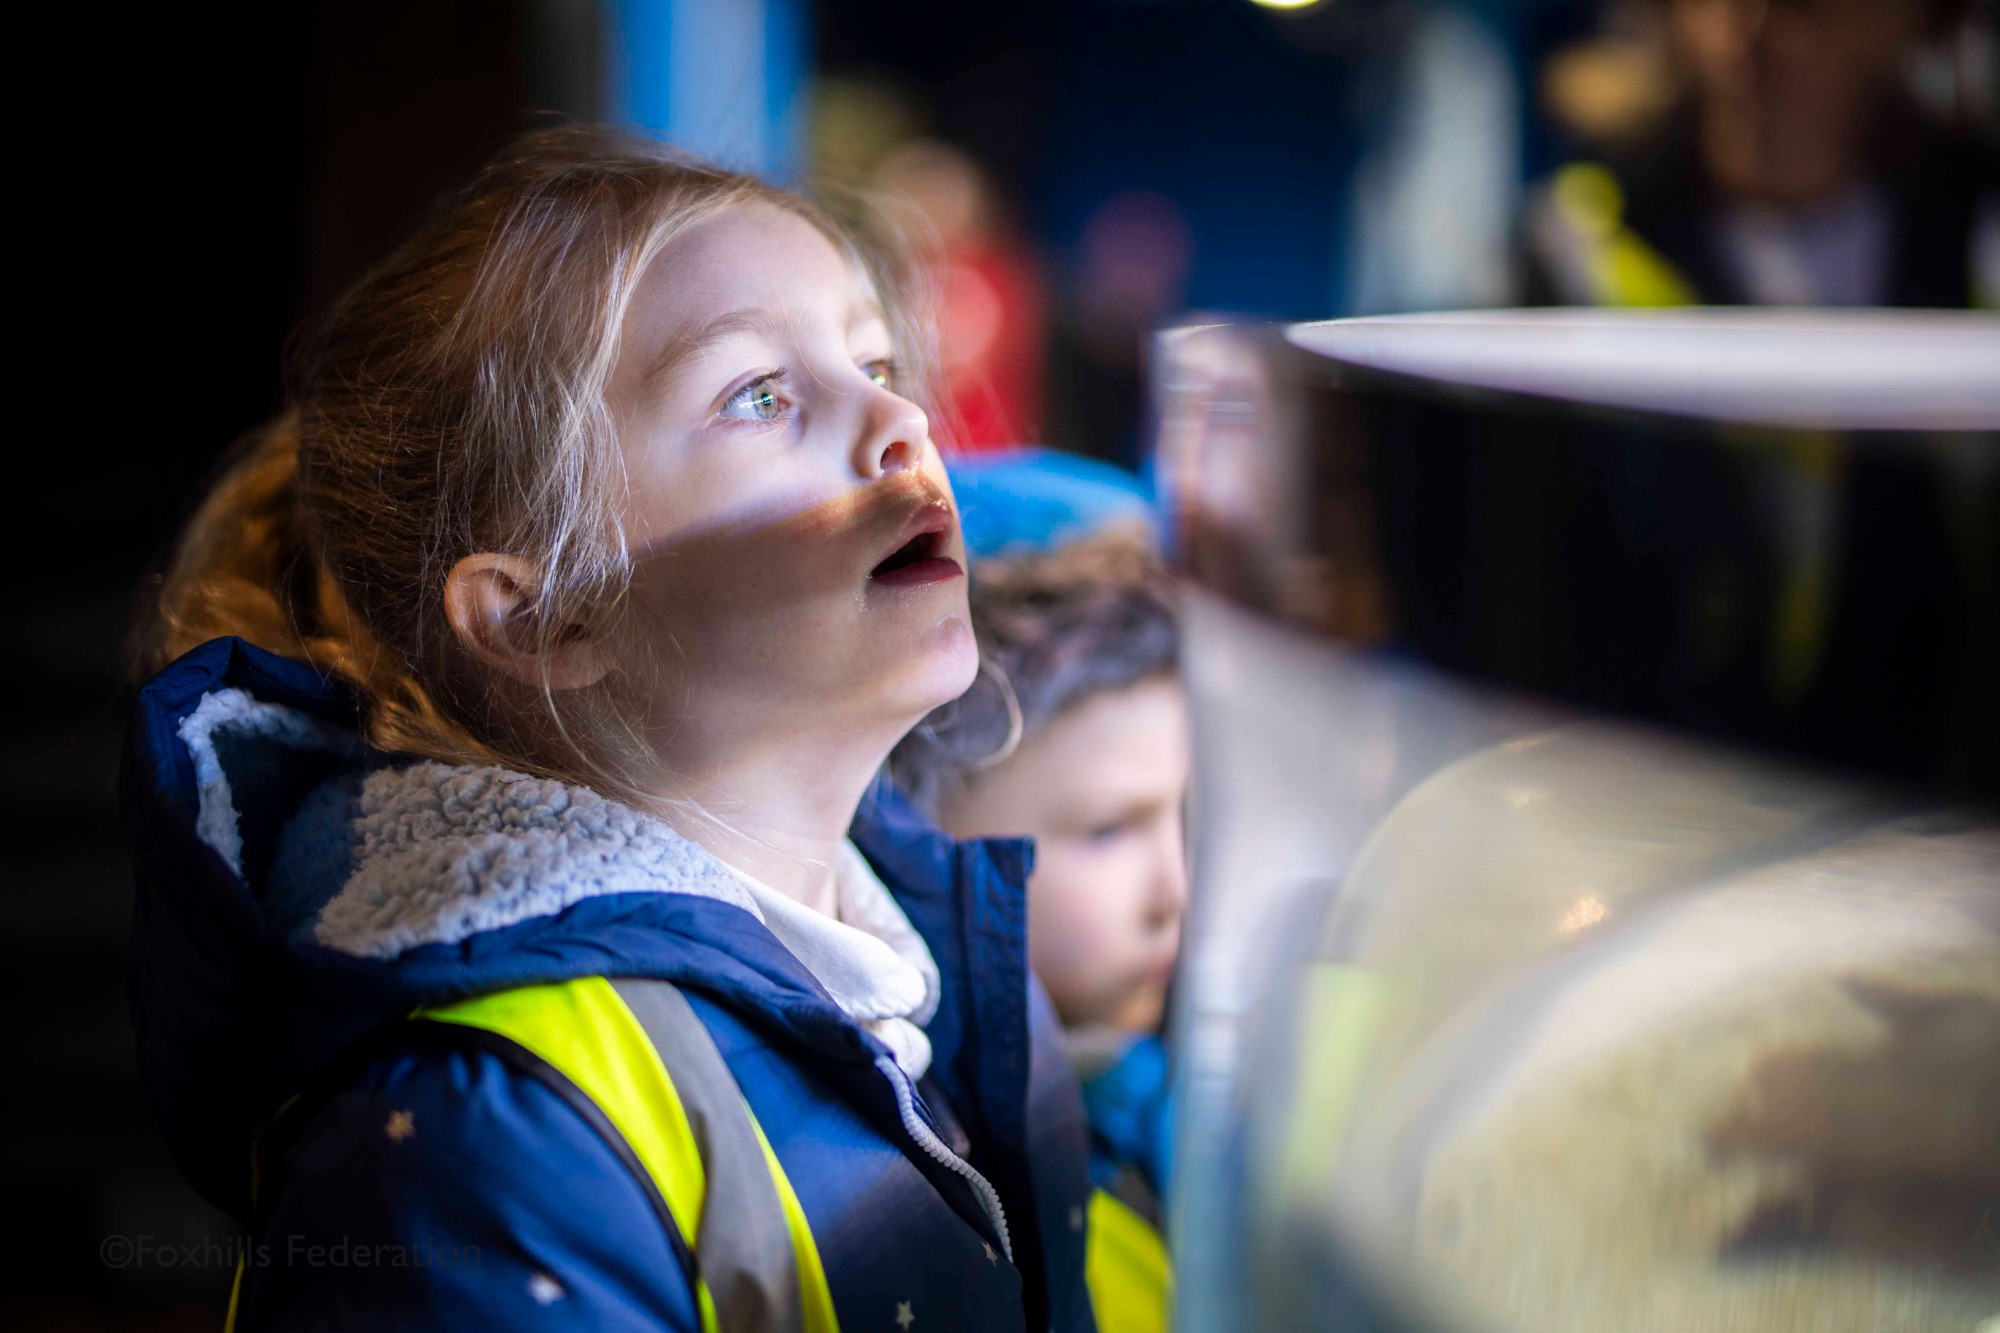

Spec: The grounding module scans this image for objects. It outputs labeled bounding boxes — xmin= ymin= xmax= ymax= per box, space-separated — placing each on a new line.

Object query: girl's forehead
xmin=639 ymin=202 xmax=879 ymax=332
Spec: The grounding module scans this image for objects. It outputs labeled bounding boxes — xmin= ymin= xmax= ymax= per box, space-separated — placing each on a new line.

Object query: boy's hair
xmin=889 ymin=531 xmax=1178 ymax=820
xmin=134 ymin=125 xmax=938 ymax=791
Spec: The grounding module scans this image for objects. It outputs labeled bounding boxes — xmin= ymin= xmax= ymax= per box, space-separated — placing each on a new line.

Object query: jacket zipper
xmin=876 ymin=1055 xmax=1013 ymax=1262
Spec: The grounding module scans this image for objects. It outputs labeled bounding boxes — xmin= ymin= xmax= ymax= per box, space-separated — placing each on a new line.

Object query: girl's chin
xmin=915 ymin=614 xmax=980 ymax=692
xmin=873 ymin=618 xmax=979 ymax=719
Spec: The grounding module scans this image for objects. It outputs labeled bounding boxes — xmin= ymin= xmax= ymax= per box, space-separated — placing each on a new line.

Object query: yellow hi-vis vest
xmin=228 ymin=976 xmax=838 ymax=1333
xmin=1529 ymin=162 xmax=1698 ymax=308
xmin=1085 ymin=1186 xmax=1171 ymax=1333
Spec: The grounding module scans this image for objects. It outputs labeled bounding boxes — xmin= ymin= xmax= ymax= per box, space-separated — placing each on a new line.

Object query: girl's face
xmin=606 ymin=203 xmax=976 ymax=768
xmin=942 ymin=677 xmax=1192 ymax=1032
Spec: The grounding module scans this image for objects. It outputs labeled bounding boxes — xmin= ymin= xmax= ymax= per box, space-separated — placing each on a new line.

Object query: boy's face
xmin=942 ymin=677 xmax=1191 ymax=1032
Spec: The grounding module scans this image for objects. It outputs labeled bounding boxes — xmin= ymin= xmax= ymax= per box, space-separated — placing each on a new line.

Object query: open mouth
xmin=869 ymin=521 xmax=963 ymax=588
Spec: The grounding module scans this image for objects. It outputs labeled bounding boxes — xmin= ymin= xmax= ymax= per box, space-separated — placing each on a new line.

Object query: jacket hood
xmin=123 ymin=637 xmax=1031 ymax=1218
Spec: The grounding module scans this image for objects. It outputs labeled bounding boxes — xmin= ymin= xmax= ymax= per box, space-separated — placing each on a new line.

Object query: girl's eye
xmin=721 ymin=375 xmax=789 ymax=423
xmin=863 ymin=359 xmax=895 ymax=391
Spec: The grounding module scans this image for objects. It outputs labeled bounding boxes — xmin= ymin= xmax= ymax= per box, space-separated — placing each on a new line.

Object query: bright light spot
xmin=1556 ymin=894 xmax=1608 ymax=937
xmin=1248 ymin=0 xmax=1323 ymax=9
xmin=1504 ymin=786 xmax=1547 ymax=809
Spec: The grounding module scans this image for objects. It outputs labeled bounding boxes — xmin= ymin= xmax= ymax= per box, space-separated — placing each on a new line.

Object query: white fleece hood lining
xmin=309 ymin=760 xmax=762 ymax=959
xmin=178 ymin=687 xmax=364 ymax=877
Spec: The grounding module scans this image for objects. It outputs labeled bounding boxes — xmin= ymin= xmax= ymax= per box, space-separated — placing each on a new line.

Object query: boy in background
xmin=893 ymin=450 xmax=1185 ymax=1332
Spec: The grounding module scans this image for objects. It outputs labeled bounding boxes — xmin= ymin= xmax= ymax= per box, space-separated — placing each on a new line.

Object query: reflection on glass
xmin=1157 ymin=311 xmax=2000 ymax=1332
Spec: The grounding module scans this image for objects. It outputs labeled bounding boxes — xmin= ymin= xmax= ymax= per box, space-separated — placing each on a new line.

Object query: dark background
xmin=13 ymin=7 xmax=564 ymax=1325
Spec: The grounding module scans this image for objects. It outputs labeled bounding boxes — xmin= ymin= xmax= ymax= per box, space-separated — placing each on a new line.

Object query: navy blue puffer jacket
xmin=123 ymin=638 xmax=1096 ymax=1331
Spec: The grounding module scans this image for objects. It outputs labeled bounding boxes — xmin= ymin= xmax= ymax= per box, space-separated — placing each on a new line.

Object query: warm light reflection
xmin=1248 ymin=0 xmax=1323 ymax=9
xmin=1555 ymin=893 xmax=1608 ymax=937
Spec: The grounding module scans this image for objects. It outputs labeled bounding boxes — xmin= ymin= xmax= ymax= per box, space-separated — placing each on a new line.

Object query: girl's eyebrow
xmin=646 ymin=296 xmax=887 ymax=388
xmin=848 ymin=298 xmax=888 ymax=332
xmin=645 ymin=307 xmax=783 ymax=388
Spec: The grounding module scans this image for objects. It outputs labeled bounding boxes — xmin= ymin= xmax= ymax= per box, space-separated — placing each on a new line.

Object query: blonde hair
xmin=136 ymin=125 xmax=937 ymax=788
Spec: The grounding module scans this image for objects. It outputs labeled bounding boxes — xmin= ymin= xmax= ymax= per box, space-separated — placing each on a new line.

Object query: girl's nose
xmin=854 ymin=387 xmax=931 ymax=479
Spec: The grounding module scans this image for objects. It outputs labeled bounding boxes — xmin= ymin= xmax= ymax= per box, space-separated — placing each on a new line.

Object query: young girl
xmin=889 ymin=462 xmax=1187 ymax=1333
xmin=124 ymin=127 xmax=1095 ymax=1332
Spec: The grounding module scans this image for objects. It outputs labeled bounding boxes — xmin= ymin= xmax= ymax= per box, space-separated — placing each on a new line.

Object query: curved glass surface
xmin=1156 ymin=312 xmax=2000 ymax=1332
xmin=1286 ymin=309 xmax=2000 ymax=430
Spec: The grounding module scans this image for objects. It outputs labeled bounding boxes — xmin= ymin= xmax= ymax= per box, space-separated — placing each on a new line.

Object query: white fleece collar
xmin=177 ymin=692 xmax=942 ymax=1077
xmin=306 ymin=760 xmax=763 ymax=959
xmin=309 ymin=759 xmax=942 ymax=1078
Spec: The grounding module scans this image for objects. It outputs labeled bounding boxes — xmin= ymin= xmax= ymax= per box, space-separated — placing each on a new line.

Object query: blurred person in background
xmin=892 ymin=451 xmax=1186 ymax=1333
xmin=875 ymin=139 xmax=1047 ymax=451
xmin=1523 ymin=0 xmax=2000 ymax=307
xmin=1346 ymin=3 xmax=1524 ymax=316
xmin=1044 ymin=193 xmax=1195 ymax=473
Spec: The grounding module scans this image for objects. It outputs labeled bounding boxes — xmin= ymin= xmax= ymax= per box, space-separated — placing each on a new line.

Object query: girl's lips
xmin=869 ymin=554 xmax=964 ymax=588
xmin=868 ymin=515 xmax=961 ymax=588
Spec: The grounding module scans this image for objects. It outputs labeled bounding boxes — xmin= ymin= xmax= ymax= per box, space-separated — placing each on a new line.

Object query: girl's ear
xmin=444 ymin=553 xmax=612 ymax=691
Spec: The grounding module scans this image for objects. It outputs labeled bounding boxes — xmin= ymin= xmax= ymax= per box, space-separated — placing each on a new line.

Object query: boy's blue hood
xmin=122 ymin=637 xmax=1035 ymax=1220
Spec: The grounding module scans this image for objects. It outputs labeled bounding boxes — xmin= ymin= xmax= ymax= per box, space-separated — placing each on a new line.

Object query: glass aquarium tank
xmin=1152 ymin=310 xmax=2000 ymax=1333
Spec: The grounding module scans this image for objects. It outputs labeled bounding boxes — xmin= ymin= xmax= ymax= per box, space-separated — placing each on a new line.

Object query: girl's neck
xmin=648 ymin=730 xmax=896 ymax=918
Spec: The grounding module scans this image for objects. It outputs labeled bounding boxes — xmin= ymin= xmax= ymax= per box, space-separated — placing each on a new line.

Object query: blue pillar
xmin=602 ymin=0 xmax=808 ymax=182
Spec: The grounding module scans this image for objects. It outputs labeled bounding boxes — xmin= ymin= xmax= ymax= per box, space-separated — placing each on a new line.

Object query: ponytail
xmin=133 ymin=412 xmax=499 ymax=766
xmin=135 ymin=414 xmax=315 ymax=678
